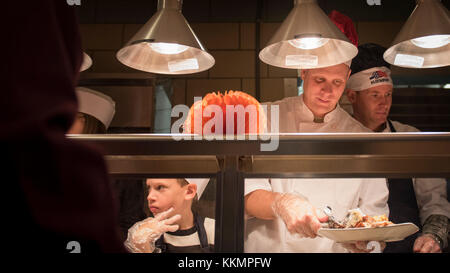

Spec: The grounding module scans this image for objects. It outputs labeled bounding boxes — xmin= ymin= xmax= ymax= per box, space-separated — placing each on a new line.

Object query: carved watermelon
xmin=184 ymin=90 xmax=266 ymax=135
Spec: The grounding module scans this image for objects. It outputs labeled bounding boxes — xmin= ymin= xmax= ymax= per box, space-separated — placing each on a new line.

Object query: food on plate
xmin=183 ymin=90 xmax=266 ymax=135
xmin=334 ymin=208 xmax=393 ymax=229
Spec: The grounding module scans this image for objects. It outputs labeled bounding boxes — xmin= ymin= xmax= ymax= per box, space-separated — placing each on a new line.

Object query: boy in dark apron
xmin=155 ymin=212 xmax=213 ymax=253
xmin=124 ymin=178 xmax=214 ymax=253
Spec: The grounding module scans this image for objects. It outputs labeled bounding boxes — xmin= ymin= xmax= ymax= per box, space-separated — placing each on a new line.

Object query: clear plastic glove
xmin=271 ymin=193 xmax=328 ymax=238
xmin=340 ymin=241 xmax=386 ymax=253
xmin=124 ymin=207 xmax=181 ymax=253
xmin=413 ymin=234 xmax=442 ymax=253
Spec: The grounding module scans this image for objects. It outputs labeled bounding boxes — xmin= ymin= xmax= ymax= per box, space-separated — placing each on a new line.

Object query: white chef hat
xmin=185 ymin=178 xmax=209 ymax=199
xmin=346 ymin=66 xmax=393 ymax=92
xmin=75 ymin=87 xmax=116 ymax=129
xmin=343 ymin=59 xmax=352 ymax=67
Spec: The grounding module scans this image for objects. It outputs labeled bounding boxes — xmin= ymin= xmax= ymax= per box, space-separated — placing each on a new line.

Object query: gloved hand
xmin=413 ymin=234 xmax=442 ymax=253
xmin=271 ymin=193 xmax=328 ymax=238
xmin=340 ymin=241 xmax=386 ymax=253
xmin=124 ymin=207 xmax=181 ymax=253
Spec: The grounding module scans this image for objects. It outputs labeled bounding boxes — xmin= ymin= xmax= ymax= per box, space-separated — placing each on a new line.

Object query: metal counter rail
xmin=70 ymin=132 xmax=450 ymax=253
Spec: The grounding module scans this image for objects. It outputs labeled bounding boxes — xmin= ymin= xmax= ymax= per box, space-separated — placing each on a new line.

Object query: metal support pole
xmin=215 ymin=155 xmax=244 ymax=252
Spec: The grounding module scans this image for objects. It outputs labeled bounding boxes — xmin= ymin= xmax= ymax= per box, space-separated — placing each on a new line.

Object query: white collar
xmin=299 ymin=94 xmax=341 ymax=123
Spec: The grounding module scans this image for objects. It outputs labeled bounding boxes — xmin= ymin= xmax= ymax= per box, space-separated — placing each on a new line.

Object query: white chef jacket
xmin=244 ymin=95 xmax=389 ymax=253
xmin=264 ymin=94 xmax=371 ymax=133
xmin=383 ymin=120 xmax=450 ymax=223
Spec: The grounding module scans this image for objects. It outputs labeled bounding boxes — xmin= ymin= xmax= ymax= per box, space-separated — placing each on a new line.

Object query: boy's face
xmin=146 ymin=179 xmax=188 ymax=216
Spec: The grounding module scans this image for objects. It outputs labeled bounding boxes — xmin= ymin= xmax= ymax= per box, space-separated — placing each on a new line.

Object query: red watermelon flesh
xmin=184 ymin=90 xmax=266 ymax=135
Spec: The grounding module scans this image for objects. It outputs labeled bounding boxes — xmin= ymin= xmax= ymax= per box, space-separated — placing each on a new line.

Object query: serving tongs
xmin=322 ymin=206 xmax=344 ymax=228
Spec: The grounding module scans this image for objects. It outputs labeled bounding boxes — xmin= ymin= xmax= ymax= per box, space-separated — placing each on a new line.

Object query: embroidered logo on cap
xmin=346 ymin=67 xmax=393 ymax=92
xmin=369 ymin=70 xmax=389 ymax=85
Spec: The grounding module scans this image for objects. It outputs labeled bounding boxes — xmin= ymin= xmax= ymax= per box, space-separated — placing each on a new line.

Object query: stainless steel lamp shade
xmin=384 ymin=0 xmax=450 ymax=68
xmin=80 ymin=52 xmax=92 ymax=72
xmin=116 ymin=0 xmax=215 ymax=75
xmin=259 ymin=0 xmax=357 ymax=69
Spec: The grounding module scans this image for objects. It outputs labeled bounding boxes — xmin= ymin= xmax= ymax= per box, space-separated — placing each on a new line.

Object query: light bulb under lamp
xmin=149 ymin=42 xmax=189 ymax=55
xmin=411 ymin=35 xmax=450 ymax=49
xmin=288 ymin=37 xmax=330 ymax=50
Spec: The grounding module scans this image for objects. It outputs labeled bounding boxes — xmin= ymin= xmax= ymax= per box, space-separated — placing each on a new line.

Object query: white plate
xmin=318 ymin=223 xmax=419 ymax=243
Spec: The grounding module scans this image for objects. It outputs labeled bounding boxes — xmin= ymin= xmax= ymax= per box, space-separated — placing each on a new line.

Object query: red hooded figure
xmin=329 ymin=10 xmax=359 ymax=47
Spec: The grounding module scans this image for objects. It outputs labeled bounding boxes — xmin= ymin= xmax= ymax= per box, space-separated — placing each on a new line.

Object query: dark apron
xmin=384 ymin=120 xmax=422 ymax=253
xmin=155 ymin=213 xmax=210 ymax=253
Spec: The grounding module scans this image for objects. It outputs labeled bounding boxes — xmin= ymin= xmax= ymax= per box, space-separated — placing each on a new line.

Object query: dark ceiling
xmin=77 ymin=0 xmax=450 ymax=24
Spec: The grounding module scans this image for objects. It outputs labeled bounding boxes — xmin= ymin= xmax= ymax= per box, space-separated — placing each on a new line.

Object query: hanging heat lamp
xmin=80 ymin=52 xmax=92 ymax=72
xmin=259 ymin=0 xmax=358 ymax=69
xmin=116 ymin=0 xmax=215 ymax=75
xmin=383 ymin=0 xmax=450 ymax=68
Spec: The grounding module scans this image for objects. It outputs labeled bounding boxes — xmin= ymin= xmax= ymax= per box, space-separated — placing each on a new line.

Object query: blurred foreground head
xmin=183 ymin=90 xmax=266 ymax=135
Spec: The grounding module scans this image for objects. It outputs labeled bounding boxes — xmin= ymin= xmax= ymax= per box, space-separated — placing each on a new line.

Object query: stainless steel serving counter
xmin=69 ymin=132 xmax=450 ymax=252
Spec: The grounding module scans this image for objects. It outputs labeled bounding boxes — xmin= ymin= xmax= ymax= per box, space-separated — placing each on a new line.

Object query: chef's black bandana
xmin=351 ymin=43 xmax=391 ymax=75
